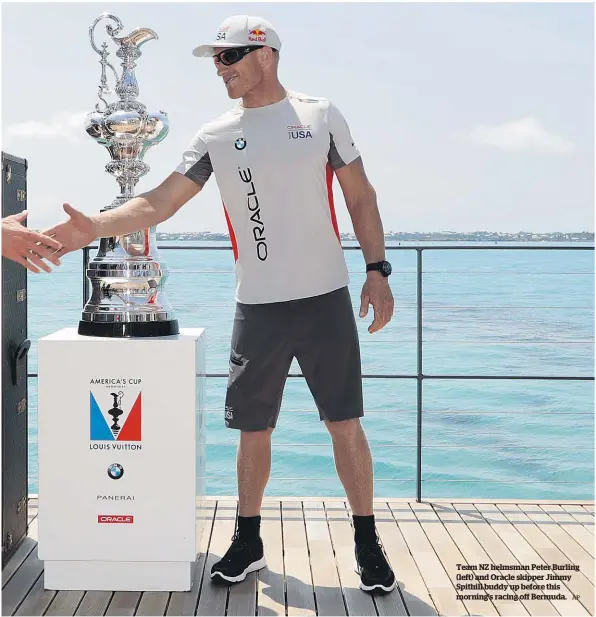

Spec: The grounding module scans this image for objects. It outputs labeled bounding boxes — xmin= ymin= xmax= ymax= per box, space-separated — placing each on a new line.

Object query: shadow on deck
xmin=2 ymin=497 xmax=594 ymax=616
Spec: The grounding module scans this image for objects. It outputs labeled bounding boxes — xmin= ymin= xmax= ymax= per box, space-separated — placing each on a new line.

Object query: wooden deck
xmin=2 ymin=497 xmax=594 ymax=616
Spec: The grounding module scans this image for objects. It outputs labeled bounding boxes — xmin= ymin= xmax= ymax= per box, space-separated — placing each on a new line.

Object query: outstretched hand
xmin=359 ymin=275 xmax=394 ymax=334
xmin=2 ymin=211 xmax=63 ymax=273
xmin=43 ymin=203 xmax=97 ymax=256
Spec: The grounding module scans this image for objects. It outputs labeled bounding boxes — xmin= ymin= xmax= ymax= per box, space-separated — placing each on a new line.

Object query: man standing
xmin=46 ymin=15 xmax=396 ymax=594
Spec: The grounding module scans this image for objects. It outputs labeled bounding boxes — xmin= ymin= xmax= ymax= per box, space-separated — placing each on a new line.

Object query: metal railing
xmin=61 ymin=243 xmax=593 ymax=501
xmin=24 ymin=244 xmax=593 ymax=498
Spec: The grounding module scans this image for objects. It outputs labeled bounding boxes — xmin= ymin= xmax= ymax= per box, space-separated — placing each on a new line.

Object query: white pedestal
xmin=37 ymin=327 xmax=206 ymax=591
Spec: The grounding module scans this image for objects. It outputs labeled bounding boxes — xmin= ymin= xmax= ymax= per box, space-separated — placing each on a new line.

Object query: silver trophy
xmin=79 ymin=13 xmax=179 ymax=337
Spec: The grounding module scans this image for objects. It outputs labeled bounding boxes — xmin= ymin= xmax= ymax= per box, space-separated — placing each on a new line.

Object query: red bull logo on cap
xmin=248 ymin=28 xmax=267 ymax=43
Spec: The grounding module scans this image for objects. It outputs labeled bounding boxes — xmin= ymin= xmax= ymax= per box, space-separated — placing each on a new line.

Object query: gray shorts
xmin=224 ymin=286 xmax=364 ymax=431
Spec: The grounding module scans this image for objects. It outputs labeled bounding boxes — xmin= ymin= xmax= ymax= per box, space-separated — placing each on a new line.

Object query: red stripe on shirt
xmin=222 ymin=202 xmax=238 ymax=261
xmin=326 ymin=163 xmax=340 ymax=241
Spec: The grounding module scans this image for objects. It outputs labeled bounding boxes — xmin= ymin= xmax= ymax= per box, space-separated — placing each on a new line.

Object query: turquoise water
xmin=26 ymin=242 xmax=594 ymax=500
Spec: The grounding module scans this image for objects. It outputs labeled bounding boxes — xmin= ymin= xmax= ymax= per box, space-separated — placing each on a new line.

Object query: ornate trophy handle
xmin=89 ymin=13 xmax=122 ymax=112
xmin=89 ymin=12 xmax=123 ymax=54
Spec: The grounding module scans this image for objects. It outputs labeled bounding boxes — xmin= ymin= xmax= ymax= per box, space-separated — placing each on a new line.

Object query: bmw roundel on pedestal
xmin=107 ymin=463 xmax=124 ymax=480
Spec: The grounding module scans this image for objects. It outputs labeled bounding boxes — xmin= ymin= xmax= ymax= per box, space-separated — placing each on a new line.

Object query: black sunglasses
xmin=213 ymin=45 xmax=264 ymax=66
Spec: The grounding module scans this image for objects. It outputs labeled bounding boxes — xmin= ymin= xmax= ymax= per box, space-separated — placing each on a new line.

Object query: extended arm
xmin=91 ymin=172 xmax=201 ymax=238
xmin=45 ymin=172 xmax=202 ymax=254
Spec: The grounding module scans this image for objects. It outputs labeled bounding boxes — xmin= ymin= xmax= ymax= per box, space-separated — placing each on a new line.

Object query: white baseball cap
xmin=192 ymin=15 xmax=282 ymax=57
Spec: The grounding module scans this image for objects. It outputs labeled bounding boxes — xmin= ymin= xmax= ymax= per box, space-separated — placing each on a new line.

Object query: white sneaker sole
xmin=355 ymin=561 xmax=397 ymax=593
xmin=211 ymin=556 xmax=267 ymax=583
xmin=359 ymin=579 xmax=397 ymax=593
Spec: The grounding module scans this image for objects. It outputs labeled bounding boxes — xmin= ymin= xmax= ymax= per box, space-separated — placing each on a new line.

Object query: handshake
xmin=1 ymin=204 xmax=97 ymax=273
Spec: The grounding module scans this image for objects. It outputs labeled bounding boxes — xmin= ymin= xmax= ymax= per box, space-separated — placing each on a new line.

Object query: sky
xmin=1 ymin=1 xmax=594 ymax=234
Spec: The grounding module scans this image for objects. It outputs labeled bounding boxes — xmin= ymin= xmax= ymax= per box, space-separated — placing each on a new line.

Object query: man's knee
xmin=325 ymin=417 xmax=363 ymax=442
xmin=240 ymin=427 xmax=274 ymax=447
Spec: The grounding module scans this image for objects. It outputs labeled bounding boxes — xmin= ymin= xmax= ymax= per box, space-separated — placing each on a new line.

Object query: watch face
xmin=382 ymin=261 xmax=392 ymax=276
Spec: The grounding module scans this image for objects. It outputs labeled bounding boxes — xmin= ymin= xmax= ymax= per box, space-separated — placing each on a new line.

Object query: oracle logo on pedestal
xmin=98 ymin=515 xmax=134 ymax=524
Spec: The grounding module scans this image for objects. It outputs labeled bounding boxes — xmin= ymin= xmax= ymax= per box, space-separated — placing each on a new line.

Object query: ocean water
xmin=26 ymin=242 xmax=595 ymax=500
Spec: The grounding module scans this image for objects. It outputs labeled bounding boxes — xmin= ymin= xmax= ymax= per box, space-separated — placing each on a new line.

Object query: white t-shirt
xmin=175 ymin=90 xmax=361 ymax=304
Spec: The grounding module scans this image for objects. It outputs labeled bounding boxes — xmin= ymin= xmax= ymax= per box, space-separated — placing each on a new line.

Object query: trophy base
xmin=78 ymin=319 xmax=179 ymax=338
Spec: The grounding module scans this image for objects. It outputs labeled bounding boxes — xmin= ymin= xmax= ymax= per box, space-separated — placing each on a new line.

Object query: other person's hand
xmin=2 ymin=211 xmax=63 ymax=273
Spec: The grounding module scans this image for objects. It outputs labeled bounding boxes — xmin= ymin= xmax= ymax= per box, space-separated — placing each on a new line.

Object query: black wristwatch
xmin=366 ymin=260 xmax=392 ymax=277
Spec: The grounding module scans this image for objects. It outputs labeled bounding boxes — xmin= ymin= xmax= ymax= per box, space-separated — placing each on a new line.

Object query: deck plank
xmin=3 ymin=516 xmax=39 ymax=590
xmin=516 ymin=505 xmax=594 ymax=585
xmin=73 ymin=591 xmax=113 ymax=616
xmin=538 ymin=505 xmax=595 ymax=557
xmin=476 ymin=503 xmax=588 ymax=616
xmin=2 ymin=546 xmax=44 ymax=616
xmin=303 ymin=502 xmax=347 ymax=616
xmin=196 ymin=500 xmax=237 ymax=617
xmin=13 ymin=573 xmax=56 ymax=616
xmin=28 ymin=505 xmax=39 ymax=522
xmin=4 ymin=497 xmax=595 ymax=617
xmin=281 ymin=501 xmax=316 ymax=616
xmin=389 ymin=498 xmax=594 ymax=505
xmin=135 ymin=592 xmax=169 ymax=616
xmin=452 ymin=503 xmax=558 ymax=616
xmin=431 ymin=502 xmax=529 ymax=616
xmin=323 ymin=501 xmax=376 ymax=617
xmin=495 ymin=503 xmax=594 ymax=615
xmin=388 ymin=502 xmax=466 ymax=616
xmin=227 ymin=564 xmax=258 ymax=615
xmin=214 ymin=497 xmax=594 ymax=506
xmin=45 ymin=590 xmax=85 ymax=615
xmin=2 ymin=536 xmax=37 ymax=589
xmin=369 ymin=502 xmax=426 ymax=616
xmin=560 ymin=505 xmax=595 ymax=534
xmin=15 ymin=520 xmax=86 ymax=617
xmin=410 ymin=501 xmax=500 ymax=615
xmin=105 ymin=592 xmax=141 ymax=616
xmin=257 ymin=501 xmax=285 ymax=616
xmin=166 ymin=501 xmax=216 ymax=616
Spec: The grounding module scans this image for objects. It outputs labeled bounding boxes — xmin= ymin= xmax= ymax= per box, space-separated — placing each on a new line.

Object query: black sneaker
xmin=210 ymin=532 xmax=267 ymax=584
xmin=355 ymin=535 xmax=396 ymax=593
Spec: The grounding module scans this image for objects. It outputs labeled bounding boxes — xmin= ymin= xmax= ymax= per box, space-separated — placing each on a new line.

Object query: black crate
xmin=1 ymin=151 xmax=29 ymax=567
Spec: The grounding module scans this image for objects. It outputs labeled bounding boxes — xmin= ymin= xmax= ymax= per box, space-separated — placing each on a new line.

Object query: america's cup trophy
xmin=79 ymin=13 xmax=179 ymax=337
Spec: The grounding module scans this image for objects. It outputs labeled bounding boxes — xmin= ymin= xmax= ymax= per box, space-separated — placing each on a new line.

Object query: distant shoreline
xmin=156 ymin=232 xmax=594 ymax=242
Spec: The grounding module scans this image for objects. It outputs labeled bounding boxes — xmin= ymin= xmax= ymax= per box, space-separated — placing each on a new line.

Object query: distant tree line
xmin=156 ymin=231 xmax=594 ymax=242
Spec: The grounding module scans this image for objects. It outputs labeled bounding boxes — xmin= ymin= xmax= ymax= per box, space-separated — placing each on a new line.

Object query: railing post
xmin=416 ymin=248 xmax=423 ymax=502
xmin=82 ymin=247 xmax=89 ymax=307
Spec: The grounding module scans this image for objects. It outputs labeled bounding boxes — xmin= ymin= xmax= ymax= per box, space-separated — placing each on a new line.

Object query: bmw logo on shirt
xmin=107 ymin=463 xmax=124 ymax=480
xmin=235 ymin=138 xmax=247 ymax=150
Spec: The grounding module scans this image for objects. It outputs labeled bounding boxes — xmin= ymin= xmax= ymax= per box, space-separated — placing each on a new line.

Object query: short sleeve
xmin=327 ymin=102 xmax=360 ymax=170
xmin=174 ymin=127 xmax=213 ymax=186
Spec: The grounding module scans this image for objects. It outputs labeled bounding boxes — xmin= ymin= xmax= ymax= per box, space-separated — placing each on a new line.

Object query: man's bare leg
xmin=325 ymin=418 xmax=373 ymax=515
xmin=325 ymin=417 xmax=395 ymax=592
xmin=211 ymin=428 xmax=271 ymax=583
xmin=237 ymin=427 xmax=274 ymax=517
